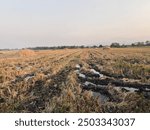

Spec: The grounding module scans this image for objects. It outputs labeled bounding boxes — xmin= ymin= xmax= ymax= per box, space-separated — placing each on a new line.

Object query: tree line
xmin=0 ymin=41 xmax=150 ymax=51
xmin=110 ymin=41 xmax=150 ymax=48
xmin=27 ymin=45 xmax=101 ymax=50
xmin=28 ymin=41 xmax=150 ymax=50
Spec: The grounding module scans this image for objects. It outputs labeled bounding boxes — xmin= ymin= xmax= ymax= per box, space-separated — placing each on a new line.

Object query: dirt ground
xmin=0 ymin=48 xmax=150 ymax=112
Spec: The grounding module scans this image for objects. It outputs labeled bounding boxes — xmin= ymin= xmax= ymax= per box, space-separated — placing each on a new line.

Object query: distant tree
xmin=80 ymin=45 xmax=85 ymax=48
xmin=121 ymin=44 xmax=127 ymax=48
xmin=99 ymin=45 xmax=103 ymax=48
xmin=92 ymin=45 xmax=97 ymax=48
xmin=145 ymin=41 xmax=150 ymax=46
xmin=110 ymin=43 xmax=120 ymax=48
xmin=131 ymin=43 xmax=136 ymax=47
xmin=130 ymin=42 xmax=147 ymax=47
xmin=136 ymin=42 xmax=144 ymax=46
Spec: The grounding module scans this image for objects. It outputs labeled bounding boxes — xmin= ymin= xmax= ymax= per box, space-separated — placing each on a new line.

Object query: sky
xmin=0 ymin=0 xmax=150 ymax=49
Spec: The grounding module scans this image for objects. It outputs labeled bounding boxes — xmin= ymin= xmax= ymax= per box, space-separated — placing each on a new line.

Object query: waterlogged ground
xmin=0 ymin=48 xmax=150 ymax=112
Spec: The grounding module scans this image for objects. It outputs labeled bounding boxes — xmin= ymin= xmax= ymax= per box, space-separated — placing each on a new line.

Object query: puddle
xmin=143 ymin=91 xmax=150 ymax=98
xmin=74 ymin=70 xmax=80 ymax=74
xmin=84 ymin=81 xmax=107 ymax=88
xmin=75 ymin=65 xmax=105 ymax=80
xmin=75 ymin=64 xmax=81 ymax=69
xmin=84 ymin=81 xmax=96 ymax=87
xmin=121 ymin=87 xmax=139 ymax=92
xmin=23 ymin=73 xmax=35 ymax=82
xmin=96 ymin=85 xmax=108 ymax=91
xmin=79 ymin=73 xmax=86 ymax=79
xmin=83 ymin=81 xmax=109 ymax=103
xmin=25 ymin=76 xmax=34 ymax=82
xmin=145 ymin=88 xmax=150 ymax=91
xmin=90 ymin=69 xmax=104 ymax=77
xmin=92 ymin=91 xmax=109 ymax=103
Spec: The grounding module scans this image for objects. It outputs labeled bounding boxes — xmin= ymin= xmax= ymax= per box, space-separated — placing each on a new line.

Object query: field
xmin=0 ymin=48 xmax=150 ymax=113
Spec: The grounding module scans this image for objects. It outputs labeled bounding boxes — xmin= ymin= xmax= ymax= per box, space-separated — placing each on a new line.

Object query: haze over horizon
xmin=0 ymin=0 xmax=150 ymax=49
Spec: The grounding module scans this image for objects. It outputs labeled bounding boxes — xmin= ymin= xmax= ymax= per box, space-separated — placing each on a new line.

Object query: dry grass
xmin=17 ymin=49 xmax=36 ymax=57
xmin=0 ymin=48 xmax=150 ymax=112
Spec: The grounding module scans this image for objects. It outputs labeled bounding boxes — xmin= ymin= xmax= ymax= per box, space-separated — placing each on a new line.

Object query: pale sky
xmin=0 ymin=0 xmax=150 ymax=49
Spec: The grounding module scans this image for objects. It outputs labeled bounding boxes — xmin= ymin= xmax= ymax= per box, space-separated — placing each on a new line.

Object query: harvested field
xmin=0 ymin=48 xmax=150 ymax=112
xmin=17 ymin=49 xmax=36 ymax=57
